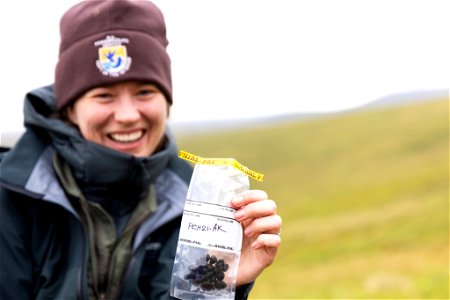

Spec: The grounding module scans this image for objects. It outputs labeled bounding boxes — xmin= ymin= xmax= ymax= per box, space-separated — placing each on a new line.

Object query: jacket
xmin=0 ymin=86 xmax=253 ymax=299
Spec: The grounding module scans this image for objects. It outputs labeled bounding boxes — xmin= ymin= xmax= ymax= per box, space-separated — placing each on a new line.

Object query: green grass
xmin=174 ymin=99 xmax=449 ymax=299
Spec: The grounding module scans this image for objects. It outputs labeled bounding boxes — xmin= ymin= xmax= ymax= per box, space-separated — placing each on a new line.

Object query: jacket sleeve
xmin=235 ymin=282 xmax=255 ymax=300
xmin=0 ymin=187 xmax=34 ymax=300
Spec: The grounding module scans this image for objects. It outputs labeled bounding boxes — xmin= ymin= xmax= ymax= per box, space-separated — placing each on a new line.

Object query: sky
xmin=0 ymin=0 xmax=449 ymax=135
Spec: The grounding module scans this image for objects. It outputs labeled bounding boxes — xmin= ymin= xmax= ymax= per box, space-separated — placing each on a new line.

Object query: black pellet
xmin=216 ymin=272 xmax=224 ymax=281
xmin=222 ymin=263 xmax=229 ymax=272
xmin=215 ymin=280 xmax=227 ymax=290
xmin=216 ymin=259 xmax=224 ymax=266
xmin=201 ymin=282 xmax=214 ymax=291
xmin=209 ymin=255 xmax=217 ymax=264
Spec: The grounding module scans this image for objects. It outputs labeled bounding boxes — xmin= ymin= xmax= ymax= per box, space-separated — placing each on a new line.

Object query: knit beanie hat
xmin=54 ymin=0 xmax=172 ymax=111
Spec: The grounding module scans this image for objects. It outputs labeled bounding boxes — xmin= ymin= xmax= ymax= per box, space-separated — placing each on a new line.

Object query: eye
xmin=138 ymin=89 xmax=155 ymax=96
xmin=136 ymin=85 xmax=160 ymax=98
xmin=94 ymin=93 xmax=112 ymax=98
xmin=81 ymin=88 xmax=114 ymax=103
xmin=90 ymin=89 xmax=114 ymax=101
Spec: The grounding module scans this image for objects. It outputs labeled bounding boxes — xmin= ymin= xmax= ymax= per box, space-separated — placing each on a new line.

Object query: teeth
xmin=110 ymin=131 xmax=143 ymax=142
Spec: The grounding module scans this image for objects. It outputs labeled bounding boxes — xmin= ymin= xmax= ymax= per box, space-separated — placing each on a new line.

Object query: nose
xmin=114 ymin=95 xmax=140 ymax=123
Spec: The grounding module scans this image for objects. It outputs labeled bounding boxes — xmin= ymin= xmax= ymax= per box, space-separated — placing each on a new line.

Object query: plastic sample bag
xmin=170 ymin=151 xmax=263 ymax=299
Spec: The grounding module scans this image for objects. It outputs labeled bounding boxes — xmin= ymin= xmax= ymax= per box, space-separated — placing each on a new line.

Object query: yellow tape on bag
xmin=178 ymin=150 xmax=264 ymax=182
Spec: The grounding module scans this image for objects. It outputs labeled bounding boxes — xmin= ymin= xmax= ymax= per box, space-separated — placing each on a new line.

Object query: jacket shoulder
xmin=167 ymin=155 xmax=193 ymax=185
xmin=0 ymin=147 xmax=10 ymax=163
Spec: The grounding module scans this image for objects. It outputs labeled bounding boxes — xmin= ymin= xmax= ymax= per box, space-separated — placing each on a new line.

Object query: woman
xmin=0 ymin=1 xmax=281 ymax=299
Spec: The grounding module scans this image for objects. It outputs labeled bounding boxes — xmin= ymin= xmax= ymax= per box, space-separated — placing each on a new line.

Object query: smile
xmin=109 ymin=130 xmax=144 ymax=143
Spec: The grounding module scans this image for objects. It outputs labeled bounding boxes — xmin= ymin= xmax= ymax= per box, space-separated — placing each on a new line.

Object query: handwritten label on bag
xmin=178 ymin=200 xmax=243 ymax=252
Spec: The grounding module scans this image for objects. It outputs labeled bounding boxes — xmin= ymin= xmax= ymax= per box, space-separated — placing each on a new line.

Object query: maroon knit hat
xmin=54 ymin=0 xmax=172 ymax=111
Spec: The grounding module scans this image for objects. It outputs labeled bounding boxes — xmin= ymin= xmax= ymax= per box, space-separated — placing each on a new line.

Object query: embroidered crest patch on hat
xmin=95 ymin=35 xmax=132 ymax=77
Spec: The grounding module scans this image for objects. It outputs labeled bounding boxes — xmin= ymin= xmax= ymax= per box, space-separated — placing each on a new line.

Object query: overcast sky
xmin=0 ymin=0 xmax=448 ymax=134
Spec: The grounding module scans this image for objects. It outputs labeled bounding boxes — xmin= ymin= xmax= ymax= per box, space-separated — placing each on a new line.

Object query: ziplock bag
xmin=170 ymin=151 xmax=263 ymax=299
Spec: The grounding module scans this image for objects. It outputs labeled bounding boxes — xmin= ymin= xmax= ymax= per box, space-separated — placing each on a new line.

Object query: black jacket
xmin=0 ymin=86 xmax=253 ymax=299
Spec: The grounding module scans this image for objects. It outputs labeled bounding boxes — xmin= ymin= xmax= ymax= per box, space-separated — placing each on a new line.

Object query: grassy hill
xmin=174 ymin=99 xmax=449 ymax=299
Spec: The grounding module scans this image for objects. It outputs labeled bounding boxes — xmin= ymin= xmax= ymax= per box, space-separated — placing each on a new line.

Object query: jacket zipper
xmin=77 ymin=224 xmax=88 ymax=300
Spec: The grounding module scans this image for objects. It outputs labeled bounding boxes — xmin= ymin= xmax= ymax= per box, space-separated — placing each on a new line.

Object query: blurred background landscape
xmin=173 ymin=91 xmax=449 ymax=299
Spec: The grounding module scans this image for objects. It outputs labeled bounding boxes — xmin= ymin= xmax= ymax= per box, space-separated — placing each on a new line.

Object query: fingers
xmin=231 ymin=190 xmax=268 ymax=208
xmin=251 ymin=232 xmax=282 ymax=251
xmin=234 ymin=199 xmax=277 ymax=222
xmin=231 ymin=189 xmax=282 ymax=253
xmin=242 ymin=214 xmax=283 ymax=237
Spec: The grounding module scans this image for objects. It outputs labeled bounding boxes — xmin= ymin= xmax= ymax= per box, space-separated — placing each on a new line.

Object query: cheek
xmin=76 ymin=110 xmax=108 ymax=139
xmin=157 ymin=107 xmax=169 ymax=131
xmin=147 ymin=113 xmax=167 ymax=138
xmin=144 ymin=101 xmax=168 ymax=125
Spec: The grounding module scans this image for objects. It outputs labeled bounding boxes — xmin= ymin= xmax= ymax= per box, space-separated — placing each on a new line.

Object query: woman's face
xmin=67 ymin=81 xmax=169 ymax=157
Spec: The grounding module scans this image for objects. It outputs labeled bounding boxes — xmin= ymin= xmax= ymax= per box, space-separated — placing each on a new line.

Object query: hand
xmin=230 ymin=190 xmax=282 ymax=286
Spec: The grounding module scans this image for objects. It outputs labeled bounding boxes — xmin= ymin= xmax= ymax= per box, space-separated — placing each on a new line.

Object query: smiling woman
xmin=66 ymin=82 xmax=169 ymax=157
